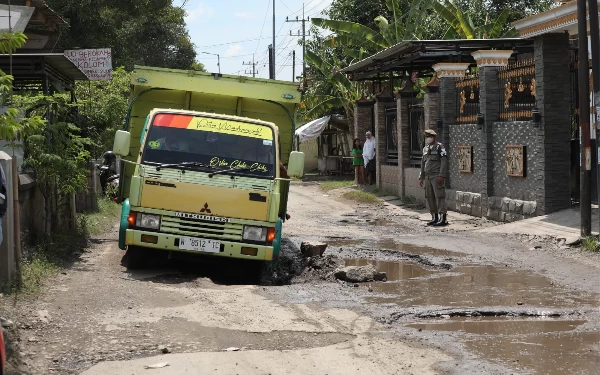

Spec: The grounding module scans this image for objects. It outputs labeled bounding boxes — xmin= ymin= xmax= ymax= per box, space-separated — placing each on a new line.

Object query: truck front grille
xmin=160 ymin=214 xmax=243 ymax=241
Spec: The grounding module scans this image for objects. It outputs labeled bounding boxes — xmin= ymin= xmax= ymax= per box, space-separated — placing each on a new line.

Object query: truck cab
xmin=113 ymin=66 xmax=304 ymax=268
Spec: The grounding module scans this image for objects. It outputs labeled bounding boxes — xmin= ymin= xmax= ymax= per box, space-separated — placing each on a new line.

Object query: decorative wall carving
xmin=505 ymin=145 xmax=525 ymax=177
xmin=457 ymin=146 xmax=473 ymax=173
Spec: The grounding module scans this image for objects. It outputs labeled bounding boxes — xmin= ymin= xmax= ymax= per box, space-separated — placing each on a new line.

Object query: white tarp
xmin=295 ymin=116 xmax=330 ymax=143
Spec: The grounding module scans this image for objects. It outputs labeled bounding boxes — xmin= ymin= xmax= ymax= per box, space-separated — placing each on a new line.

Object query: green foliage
xmin=581 ymin=236 xmax=600 ymax=253
xmin=45 ymin=0 xmax=196 ymax=70
xmin=0 ymin=31 xmax=27 ymax=54
xmin=19 ymin=95 xmax=92 ymax=200
xmin=75 ymin=67 xmax=132 ymax=156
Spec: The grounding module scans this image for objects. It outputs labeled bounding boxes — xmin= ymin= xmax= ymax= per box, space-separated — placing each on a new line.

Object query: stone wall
xmin=487 ymin=197 xmax=538 ymax=222
xmin=380 ymin=165 xmax=399 ymax=194
xmin=448 ymin=190 xmax=483 ymax=217
xmin=492 ymin=121 xmax=537 ymax=201
xmin=449 ymin=123 xmax=481 ymax=194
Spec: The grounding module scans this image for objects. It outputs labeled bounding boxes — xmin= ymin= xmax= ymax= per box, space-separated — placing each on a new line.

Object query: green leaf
xmin=311 ymin=18 xmax=389 ymax=49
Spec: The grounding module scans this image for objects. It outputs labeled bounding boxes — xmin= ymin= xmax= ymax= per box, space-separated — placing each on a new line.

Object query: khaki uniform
xmin=419 ymin=142 xmax=449 ymax=214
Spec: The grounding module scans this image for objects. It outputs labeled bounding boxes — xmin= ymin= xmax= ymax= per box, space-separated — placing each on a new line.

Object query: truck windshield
xmin=141 ymin=113 xmax=276 ymax=178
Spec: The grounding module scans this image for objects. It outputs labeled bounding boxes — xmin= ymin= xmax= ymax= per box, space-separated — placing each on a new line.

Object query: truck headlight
xmin=137 ymin=213 xmax=161 ymax=230
xmin=243 ymin=226 xmax=267 ymax=241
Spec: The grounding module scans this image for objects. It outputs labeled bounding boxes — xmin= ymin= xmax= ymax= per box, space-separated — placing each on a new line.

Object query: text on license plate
xmin=179 ymin=236 xmax=221 ymax=253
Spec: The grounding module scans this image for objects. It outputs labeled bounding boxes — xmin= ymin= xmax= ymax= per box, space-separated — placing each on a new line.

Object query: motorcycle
xmin=97 ymin=151 xmax=120 ymax=199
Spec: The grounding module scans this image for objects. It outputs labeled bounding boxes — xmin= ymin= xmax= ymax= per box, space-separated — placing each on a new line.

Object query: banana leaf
xmin=311 ymin=18 xmax=389 ymax=49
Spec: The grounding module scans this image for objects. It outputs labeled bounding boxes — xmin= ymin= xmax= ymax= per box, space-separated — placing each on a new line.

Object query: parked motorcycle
xmin=97 ymin=151 xmax=119 ymax=199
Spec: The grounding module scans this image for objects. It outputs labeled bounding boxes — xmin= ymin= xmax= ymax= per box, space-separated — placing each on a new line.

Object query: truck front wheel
xmin=125 ymin=246 xmax=148 ymax=269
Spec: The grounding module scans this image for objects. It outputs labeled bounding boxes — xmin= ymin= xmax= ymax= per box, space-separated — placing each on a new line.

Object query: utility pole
xmin=588 ymin=0 xmax=600 ymax=235
xmin=578 ymin=0 xmax=592 ymax=236
xmin=292 ymin=50 xmax=296 ymax=82
xmin=272 ymin=0 xmax=276 ymax=79
xmin=268 ymin=44 xmax=274 ymax=79
xmin=243 ymin=54 xmax=257 ymax=78
xmin=286 ymin=3 xmax=310 ymax=84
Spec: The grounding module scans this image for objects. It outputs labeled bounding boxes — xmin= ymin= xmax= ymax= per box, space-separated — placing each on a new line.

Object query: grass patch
xmin=371 ymin=188 xmax=397 ymax=197
xmin=320 ymin=180 xmax=355 ymax=192
xmin=84 ymin=198 xmax=122 ymax=236
xmin=5 ymin=198 xmax=121 ymax=295
xmin=581 ymin=236 xmax=600 ymax=253
xmin=342 ymin=190 xmax=380 ymax=203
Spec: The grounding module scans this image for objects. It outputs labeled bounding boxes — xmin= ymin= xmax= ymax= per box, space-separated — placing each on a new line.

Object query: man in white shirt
xmin=362 ymin=131 xmax=376 ymax=185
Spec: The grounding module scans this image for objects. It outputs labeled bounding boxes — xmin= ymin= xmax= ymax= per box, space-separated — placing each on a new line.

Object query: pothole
xmin=364 ymin=265 xmax=600 ymax=309
xmin=407 ymin=317 xmax=586 ymax=335
xmin=344 ymin=258 xmax=437 ymax=281
xmin=465 ymin=331 xmax=600 ymax=375
xmin=376 ymin=239 xmax=466 ymax=257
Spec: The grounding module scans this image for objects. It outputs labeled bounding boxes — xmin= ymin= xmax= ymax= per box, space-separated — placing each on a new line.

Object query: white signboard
xmin=64 ymin=48 xmax=113 ymax=80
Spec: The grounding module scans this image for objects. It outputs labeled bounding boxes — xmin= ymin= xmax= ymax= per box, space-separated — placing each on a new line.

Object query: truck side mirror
xmin=113 ymin=130 xmax=131 ymax=157
xmin=287 ymin=151 xmax=305 ymax=178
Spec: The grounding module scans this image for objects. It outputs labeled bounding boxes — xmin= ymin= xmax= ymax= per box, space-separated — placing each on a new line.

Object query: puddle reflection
xmin=366 ymin=265 xmax=599 ymax=308
xmin=408 ymin=317 xmax=586 ymax=335
xmin=344 ymin=258 xmax=436 ymax=281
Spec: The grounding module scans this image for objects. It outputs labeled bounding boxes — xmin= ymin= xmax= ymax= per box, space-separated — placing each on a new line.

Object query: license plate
xmin=179 ymin=236 xmax=221 ymax=253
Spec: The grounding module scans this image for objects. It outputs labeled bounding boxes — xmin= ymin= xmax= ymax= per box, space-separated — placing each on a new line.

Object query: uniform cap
xmin=424 ymin=129 xmax=437 ymax=136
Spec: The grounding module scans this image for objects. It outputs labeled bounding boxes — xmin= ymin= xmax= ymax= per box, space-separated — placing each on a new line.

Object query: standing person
xmin=352 ymin=138 xmax=365 ymax=185
xmin=419 ymin=129 xmax=449 ymax=226
xmin=362 ymin=131 xmax=376 ymax=185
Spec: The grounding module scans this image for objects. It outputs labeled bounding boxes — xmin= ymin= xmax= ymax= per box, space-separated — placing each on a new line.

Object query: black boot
xmin=426 ymin=213 xmax=438 ymax=226
xmin=433 ymin=213 xmax=448 ymax=227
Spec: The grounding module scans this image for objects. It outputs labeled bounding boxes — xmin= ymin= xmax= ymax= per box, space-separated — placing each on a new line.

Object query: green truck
xmin=113 ymin=66 xmax=304 ymax=269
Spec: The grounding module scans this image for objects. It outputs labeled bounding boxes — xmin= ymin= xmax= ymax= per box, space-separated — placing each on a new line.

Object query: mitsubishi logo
xmin=200 ymin=203 xmax=211 ymax=214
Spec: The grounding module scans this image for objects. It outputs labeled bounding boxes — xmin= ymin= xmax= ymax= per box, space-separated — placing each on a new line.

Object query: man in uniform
xmin=419 ymin=129 xmax=449 ymax=226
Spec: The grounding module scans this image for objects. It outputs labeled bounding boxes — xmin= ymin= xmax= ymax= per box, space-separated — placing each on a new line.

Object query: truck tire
xmin=125 ymin=246 xmax=148 ymax=269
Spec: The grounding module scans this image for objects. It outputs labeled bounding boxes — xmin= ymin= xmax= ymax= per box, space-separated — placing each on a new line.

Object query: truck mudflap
xmin=272 ymin=217 xmax=283 ymax=258
xmin=119 ymin=199 xmax=131 ymax=250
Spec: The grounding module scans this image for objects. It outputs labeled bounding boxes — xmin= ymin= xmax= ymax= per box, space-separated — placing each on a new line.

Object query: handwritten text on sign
xmin=64 ymin=48 xmax=113 ymax=81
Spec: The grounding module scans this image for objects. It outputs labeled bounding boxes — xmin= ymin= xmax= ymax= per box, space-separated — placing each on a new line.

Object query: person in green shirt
xmin=352 ymin=138 xmax=365 ymax=185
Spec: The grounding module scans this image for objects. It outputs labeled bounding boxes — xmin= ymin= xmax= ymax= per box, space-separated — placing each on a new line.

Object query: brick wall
xmin=354 ymin=101 xmax=374 ymax=139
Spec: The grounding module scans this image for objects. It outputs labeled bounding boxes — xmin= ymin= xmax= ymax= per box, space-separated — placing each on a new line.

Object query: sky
xmin=174 ymin=0 xmax=333 ymax=82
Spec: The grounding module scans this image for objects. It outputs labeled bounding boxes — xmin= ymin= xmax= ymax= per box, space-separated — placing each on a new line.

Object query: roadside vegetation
xmin=320 ymin=180 xmax=355 ymax=192
xmin=12 ymin=198 xmax=121 ymax=295
xmin=342 ymin=190 xmax=380 ymax=203
xmin=581 ymin=236 xmax=600 ymax=253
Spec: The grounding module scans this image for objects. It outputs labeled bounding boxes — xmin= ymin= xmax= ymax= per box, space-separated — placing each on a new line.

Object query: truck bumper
xmin=125 ymin=229 xmax=274 ymax=261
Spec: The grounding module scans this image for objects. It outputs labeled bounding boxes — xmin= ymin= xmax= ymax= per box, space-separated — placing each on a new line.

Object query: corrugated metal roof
xmin=341 ymin=38 xmax=535 ymax=80
xmin=2 ymin=53 xmax=88 ymax=81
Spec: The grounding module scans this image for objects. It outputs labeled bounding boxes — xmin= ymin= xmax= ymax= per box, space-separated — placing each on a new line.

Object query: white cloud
xmin=234 ymin=12 xmax=254 ymax=20
xmin=223 ymin=44 xmax=243 ymax=57
xmin=185 ymin=4 xmax=214 ymax=22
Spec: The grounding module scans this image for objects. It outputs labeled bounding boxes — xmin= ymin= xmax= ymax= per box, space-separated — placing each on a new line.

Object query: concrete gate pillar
xmin=374 ymin=92 xmax=394 ymax=188
xmin=471 ymin=50 xmax=513 ymax=215
xmin=0 ymin=152 xmax=15 ymax=286
xmin=432 ymin=62 xmax=471 ymax=191
xmin=533 ymin=33 xmax=571 ymax=214
xmin=396 ymin=78 xmax=418 ymax=196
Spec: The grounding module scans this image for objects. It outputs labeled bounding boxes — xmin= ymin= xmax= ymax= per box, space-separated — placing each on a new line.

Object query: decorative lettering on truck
xmin=175 ymin=212 xmax=230 ymax=222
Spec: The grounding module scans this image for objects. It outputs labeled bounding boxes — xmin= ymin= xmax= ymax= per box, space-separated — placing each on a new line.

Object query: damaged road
xmin=2 ymin=182 xmax=599 ymax=374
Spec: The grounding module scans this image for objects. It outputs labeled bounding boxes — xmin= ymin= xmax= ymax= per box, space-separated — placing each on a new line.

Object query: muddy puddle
xmin=466 ymin=331 xmax=600 ymax=375
xmin=365 ymin=264 xmax=599 ymax=308
xmin=344 ymin=258 xmax=436 ymax=281
xmin=408 ymin=317 xmax=586 ymax=335
xmin=326 ymin=238 xmax=366 ymax=247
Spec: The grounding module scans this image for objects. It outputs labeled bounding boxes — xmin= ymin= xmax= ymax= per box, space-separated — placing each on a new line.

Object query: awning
xmin=295 ymin=116 xmax=330 ymax=143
